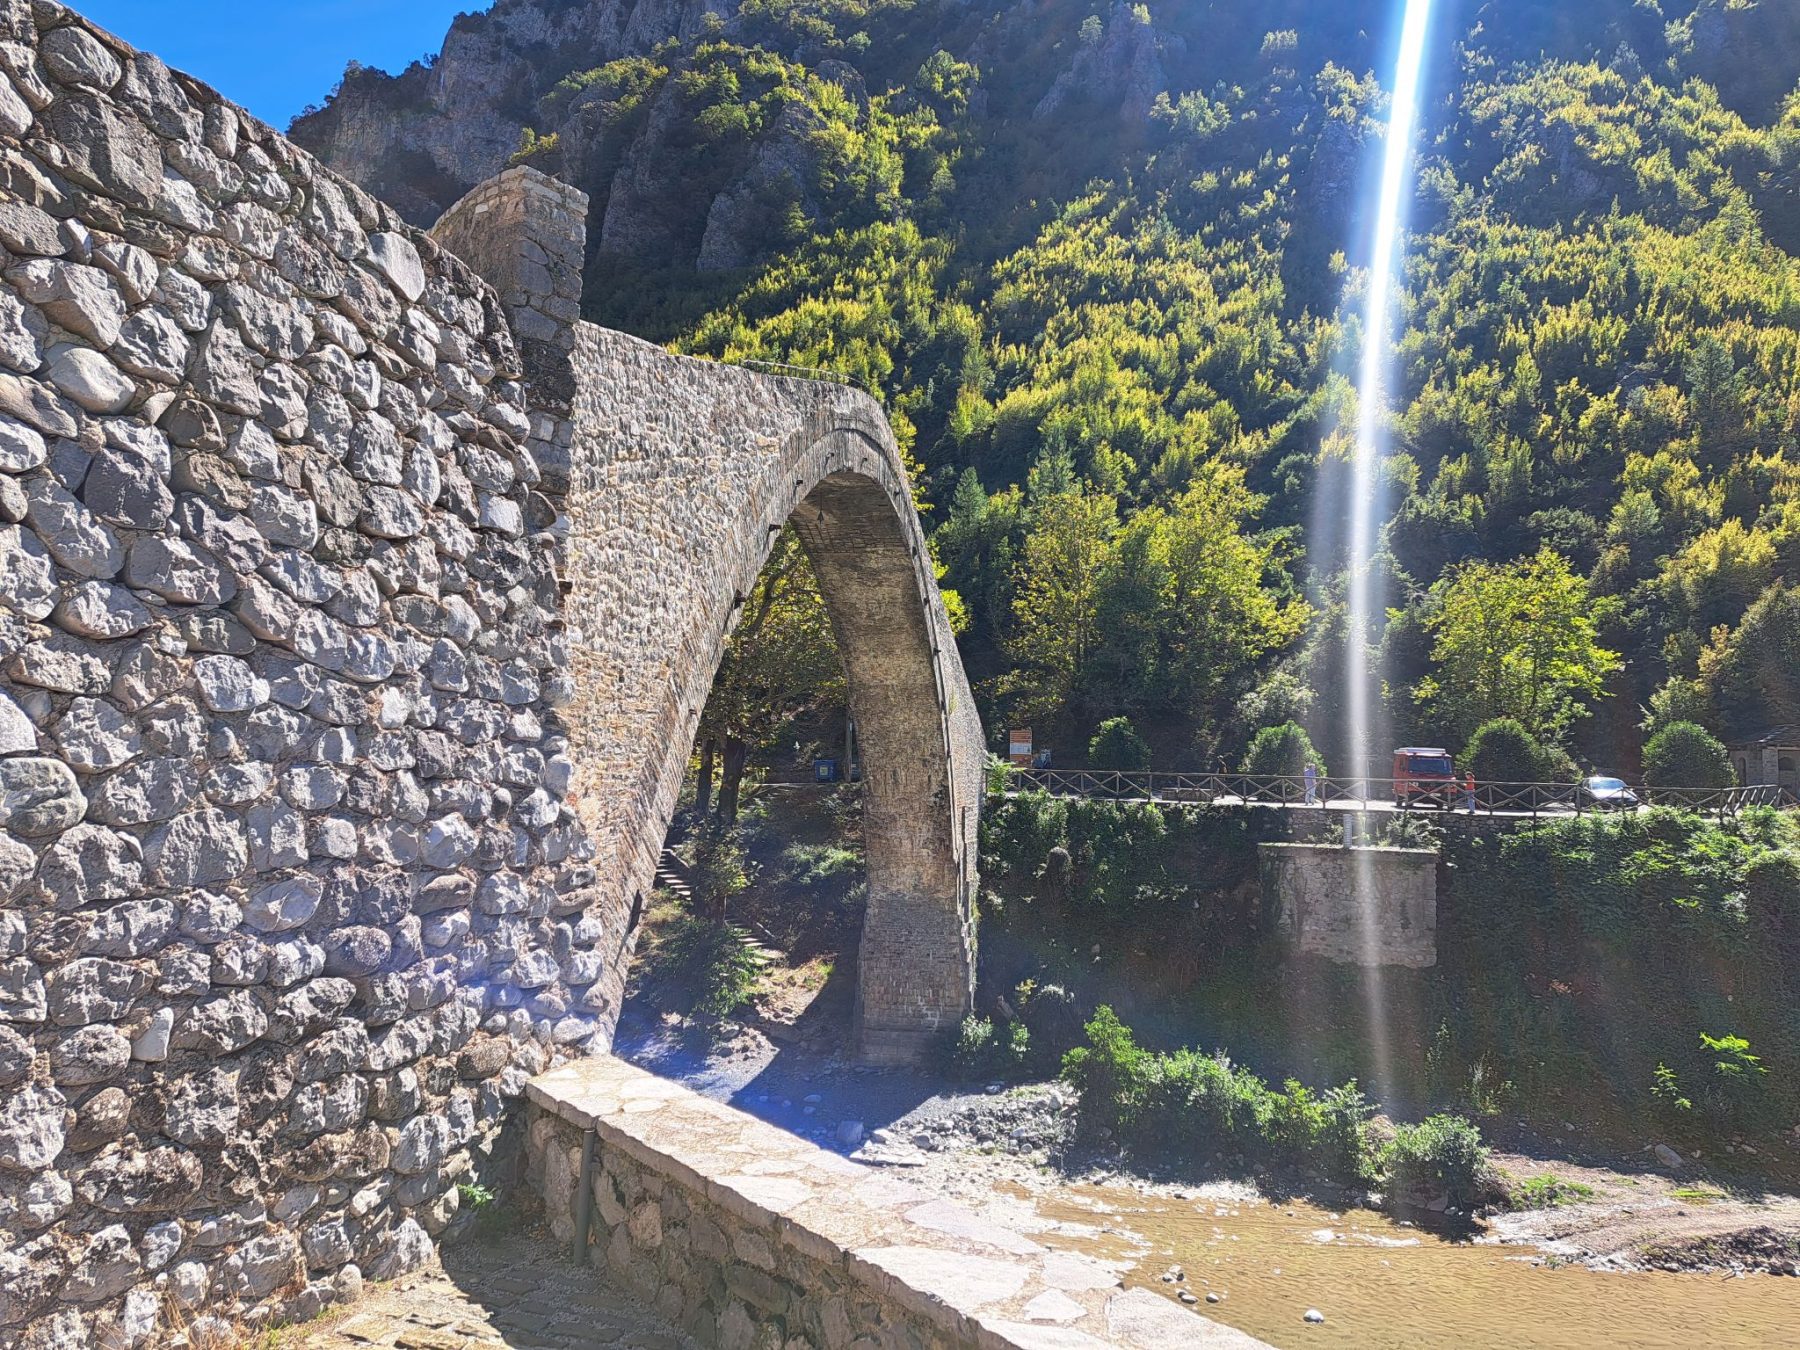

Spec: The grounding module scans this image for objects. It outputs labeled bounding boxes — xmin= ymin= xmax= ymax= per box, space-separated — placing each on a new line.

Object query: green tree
xmin=699 ymin=527 xmax=844 ymax=822
xmin=1415 ymin=548 xmax=1621 ymax=744
xmin=1152 ymin=467 xmax=1310 ymax=717
xmin=1089 ymin=716 xmax=1150 ymax=770
xmin=1005 ymin=489 xmax=1118 ymax=723
xmin=1698 ymin=583 xmax=1800 ymax=741
xmin=1241 ymin=721 xmax=1325 ymax=777
xmin=1641 ymin=721 xmax=1733 ymax=788
xmin=1462 ymin=718 xmax=1559 ymax=783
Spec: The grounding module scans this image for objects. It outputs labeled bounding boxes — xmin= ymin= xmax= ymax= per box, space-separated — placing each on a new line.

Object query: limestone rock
xmin=43 ymin=344 xmax=136 ymax=414
xmin=7 ymin=259 xmax=125 ymax=347
xmin=0 ymin=756 xmax=86 ymax=836
xmin=145 ymin=809 xmax=248 ymax=887
xmin=39 ymin=25 xmax=123 ymax=91
xmin=0 ymin=1082 xmax=66 ymax=1172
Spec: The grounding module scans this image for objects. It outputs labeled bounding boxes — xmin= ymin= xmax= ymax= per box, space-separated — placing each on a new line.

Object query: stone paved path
xmin=287 ymin=1235 xmax=696 ymax=1350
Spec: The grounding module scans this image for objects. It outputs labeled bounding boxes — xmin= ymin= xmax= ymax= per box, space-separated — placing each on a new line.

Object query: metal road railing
xmin=1002 ymin=770 xmax=1784 ymax=822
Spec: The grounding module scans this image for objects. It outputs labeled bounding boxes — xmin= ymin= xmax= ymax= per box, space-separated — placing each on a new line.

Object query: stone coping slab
xmin=527 ymin=1056 xmax=1274 ymax=1349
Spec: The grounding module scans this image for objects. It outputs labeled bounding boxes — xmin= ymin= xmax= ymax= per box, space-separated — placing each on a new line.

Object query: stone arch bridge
xmin=433 ymin=169 xmax=984 ymax=1065
xmin=0 ymin=12 xmax=979 ymax=1337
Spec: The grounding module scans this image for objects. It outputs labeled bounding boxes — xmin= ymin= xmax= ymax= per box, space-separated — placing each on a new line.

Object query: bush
xmin=1240 ymin=721 xmax=1325 ymax=777
xmin=1237 ymin=670 xmax=1315 ymax=731
xmin=1089 ymin=716 xmax=1150 ymax=770
xmin=944 ymin=1015 xmax=1031 ymax=1081
xmin=1015 ymin=980 xmax=1086 ymax=1074
xmin=1641 ymin=721 xmax=1733 ymax=788
xmin=1060 ymin=1007 xmax=1373 ymax=1183
xmin=1462 ymin=718 xmax=1556 ymax=783
xmin=659 ymin=917 xmax=761 ymax=1017
xmin=691 ymin=826 xmax=753 ymax=918
xmin=1383 ymin=1114 xmax=1494 ymax=1210
xmin=1059 ymin=1006 xmax=1148 ymax=1137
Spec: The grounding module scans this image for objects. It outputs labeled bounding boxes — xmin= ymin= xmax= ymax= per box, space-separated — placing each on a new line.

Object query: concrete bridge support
xmin=1260 ymin=843 xmax=1439 ymax=968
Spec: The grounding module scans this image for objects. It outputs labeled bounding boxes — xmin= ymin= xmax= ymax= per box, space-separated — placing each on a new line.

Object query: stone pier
xmin=1260 ymin=843 xmax=1438 ymax=968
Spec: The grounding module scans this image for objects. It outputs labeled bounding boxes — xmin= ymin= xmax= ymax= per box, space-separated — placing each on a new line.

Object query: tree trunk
xmin=718 ymin=736 xmax=748 ymax=825
xmin=695 ymin=736 xmax=716 ymax=817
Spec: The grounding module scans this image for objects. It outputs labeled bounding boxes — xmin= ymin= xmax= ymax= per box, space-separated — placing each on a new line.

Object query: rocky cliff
xmin=291 ymin=0 xmax=736 ymax=227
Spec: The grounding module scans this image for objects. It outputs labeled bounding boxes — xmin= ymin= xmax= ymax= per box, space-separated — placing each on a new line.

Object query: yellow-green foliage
xmin=558 ymin=2 xmax=1800 ymax=756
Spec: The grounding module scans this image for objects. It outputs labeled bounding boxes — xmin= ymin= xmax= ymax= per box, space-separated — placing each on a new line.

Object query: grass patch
xmin=1508 ymin=1173 xmax=1596 ymax=1210
xmin=1670 ymin=1185 xmax=1729 ymax=1204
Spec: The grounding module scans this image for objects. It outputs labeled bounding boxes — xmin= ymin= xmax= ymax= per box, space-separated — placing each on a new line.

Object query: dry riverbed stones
xmin=0 ymin=2 xmax=606 ymax=1344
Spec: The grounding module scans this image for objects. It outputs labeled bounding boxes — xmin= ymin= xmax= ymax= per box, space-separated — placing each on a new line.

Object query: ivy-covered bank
xmin=976 ymin=795 xmax=1800 ymax=1142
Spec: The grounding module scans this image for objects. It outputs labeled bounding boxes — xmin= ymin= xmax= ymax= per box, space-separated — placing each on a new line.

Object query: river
xmin=1020 ymin=1181 xmax=1800 ymax=1349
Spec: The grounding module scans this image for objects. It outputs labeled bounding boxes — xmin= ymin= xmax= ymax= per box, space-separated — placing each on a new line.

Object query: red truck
xmin=1393 ymin=747 xmax=1459 ymax=808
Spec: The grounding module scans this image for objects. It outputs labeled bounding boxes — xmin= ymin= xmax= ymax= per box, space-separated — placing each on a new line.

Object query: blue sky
xmin=78 ymin=1 xmax=482 ymax=129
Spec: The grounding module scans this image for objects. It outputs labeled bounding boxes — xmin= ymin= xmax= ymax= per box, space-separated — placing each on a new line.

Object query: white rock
xmin=0 ymin=417 xmax=47 ymax=472
xmin=367 ymin=232 xmax=426 ymax=302
xmin=43 ymin=344 xmax=135 ymax=413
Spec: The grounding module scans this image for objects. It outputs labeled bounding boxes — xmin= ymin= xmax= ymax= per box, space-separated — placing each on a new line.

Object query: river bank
xmin=614 ymin=1008 xmax=1800 ymax=1344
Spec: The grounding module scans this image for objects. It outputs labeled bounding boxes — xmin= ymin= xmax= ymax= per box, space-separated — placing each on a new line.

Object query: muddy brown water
xmin=1023 ymin=1185 xmax=1800 ymax=1349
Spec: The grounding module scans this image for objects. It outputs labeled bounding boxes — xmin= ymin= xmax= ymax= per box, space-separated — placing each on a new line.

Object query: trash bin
xmin=813 ymin=757 xmax=839 ymax=783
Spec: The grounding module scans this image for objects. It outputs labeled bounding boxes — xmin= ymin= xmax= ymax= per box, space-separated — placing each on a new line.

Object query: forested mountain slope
xmin=295 ymin=0 xmax=1800 ymax=773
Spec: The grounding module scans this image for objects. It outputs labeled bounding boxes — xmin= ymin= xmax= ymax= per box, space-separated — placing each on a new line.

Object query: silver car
xmin=1579 ymin=775 xmax=1639 ymax=811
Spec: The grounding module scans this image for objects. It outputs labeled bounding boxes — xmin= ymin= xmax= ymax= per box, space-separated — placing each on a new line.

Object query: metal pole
xmin=572 ymin=1126 xmax=596 ymax=1265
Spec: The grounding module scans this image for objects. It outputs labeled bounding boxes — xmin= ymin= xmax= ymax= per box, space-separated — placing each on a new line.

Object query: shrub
xmin=1641 ymin=721 xmax=1733 ymax=788
xmin=1089 ymin=716 xmax=1151 ymax=770
xmin=1237 ymin=670 xmax=1315 ymax=731
xmin=1383 ymin=1114 xmax=1494 ymax=1210
xmin=1060 ymin=1007 xmax=1373 ymax=1183
xmin=1240 ymin=721 xmax=1325 ymax=777
xmin=690 ymin=826 xmax=753 ymax=918
xmin=1268 ymin=1080 xmax=1375 ymax=1181
xmin=659 ymin=916 xmax=761 ymax=1017
xmin=945 ymin=1015 xmax=1031 ymax=1081
xmin=1060 ymin=1006 xmax=1150 ymax=1138
xmin=1015 ymin=981 xmax=1085 ymax=1074
xmin=1691 ymin=1031 xmax=1772 ymax=1129
xmin=984 ymin=752 xmax=1014 ymax=794
xmin=1462 ymin=718 xmax=1555 ymax=783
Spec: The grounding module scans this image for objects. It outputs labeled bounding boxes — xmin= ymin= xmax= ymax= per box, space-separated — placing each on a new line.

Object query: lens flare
xmin=1347 ymin=0 xmax=1436 ymax=785
xmin=1346 ymin=0 xmax=1437 ymax=1107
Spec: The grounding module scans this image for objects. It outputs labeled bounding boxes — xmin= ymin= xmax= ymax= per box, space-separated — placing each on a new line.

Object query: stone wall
xmin=1260 ymin=843 xmax=1438 ymax=969
xmin=0 ymin=5 xmax=609 ymax=1345
xmin=525 ymin=1056 xmax=1274 ymax=1350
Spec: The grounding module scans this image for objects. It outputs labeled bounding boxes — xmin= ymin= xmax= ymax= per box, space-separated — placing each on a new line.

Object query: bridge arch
xmin=556 ymin=327 xmax=983 ymax=1063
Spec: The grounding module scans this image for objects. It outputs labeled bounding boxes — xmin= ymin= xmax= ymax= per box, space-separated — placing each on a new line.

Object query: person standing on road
xmin=1464 ymin=770 xmax=1477 ymax=812
xmin=1304 ymin=761 xmax=1319 ymax=806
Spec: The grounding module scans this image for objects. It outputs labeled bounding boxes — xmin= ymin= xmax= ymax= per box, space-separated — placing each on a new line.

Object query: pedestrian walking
xmin=1464 ymin=770 xmax=1477 ymax=812
xmin=1304 ymin=761 xmax=1319 ymax=806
